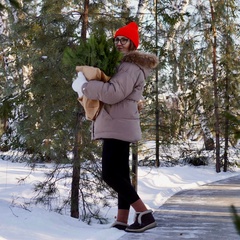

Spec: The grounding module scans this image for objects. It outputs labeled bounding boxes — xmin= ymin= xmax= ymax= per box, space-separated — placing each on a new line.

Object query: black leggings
xmin=102 ymin=139 xmax=140 ymax=210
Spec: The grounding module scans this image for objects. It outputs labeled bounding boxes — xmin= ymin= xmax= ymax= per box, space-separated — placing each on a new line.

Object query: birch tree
xmin=0 ymin=0 xmax=24 ymax=147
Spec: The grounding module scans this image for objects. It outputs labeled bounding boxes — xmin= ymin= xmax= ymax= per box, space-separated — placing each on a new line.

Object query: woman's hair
xmin=129 ymin=40 xmax=137 ymax=51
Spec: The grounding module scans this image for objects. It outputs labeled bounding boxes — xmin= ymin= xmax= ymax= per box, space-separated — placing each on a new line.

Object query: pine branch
xmin=231 ymin=205 xmax=240 ymax=235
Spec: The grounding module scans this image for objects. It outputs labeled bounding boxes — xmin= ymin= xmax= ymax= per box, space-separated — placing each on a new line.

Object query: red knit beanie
xmin=114 ymin=22 xmax=139 ymax=48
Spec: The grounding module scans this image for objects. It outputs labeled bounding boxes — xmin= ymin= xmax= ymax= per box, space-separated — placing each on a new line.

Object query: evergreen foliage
xmin=0 ymin=0 xmax=120 ymax=222
xmin=63 ymin=31 xmax=121 ymax=76
xmin=9 ymin=2 xmax=78 ymax=162
xmin=231 ymin=205 xmax=240 ymax=236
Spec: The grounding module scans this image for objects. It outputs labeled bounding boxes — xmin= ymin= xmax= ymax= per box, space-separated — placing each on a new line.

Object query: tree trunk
xmin=81 ymin=0 xmax=89 ymax=41
xmin=71 ymin=0 xmax=89 ymax=218
xmin=196 ymin=92 xmax=214 ymax=150
xmin=154 ymin=0 xmax=160 ymax=167
xmin=135 ymin=0 xmax=147 ymax=23
xmin=161 ymin=0 xmax=190 ymax=54
xmin=154 ymin=0 xmax=190 ymax=166
xmin=210 ymin=0 xmax=221 ymax=173
xmin=71 ymin=108 xmax=83 ymax=218
xmin=223 ymin=79 xmax=229 ymax=172
xmin=223 ymin=44 xmax=230 ymax=172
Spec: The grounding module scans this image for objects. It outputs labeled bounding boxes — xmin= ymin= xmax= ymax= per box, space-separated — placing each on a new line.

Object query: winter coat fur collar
xmin=122 ymin=51 xmax=159 ymax=70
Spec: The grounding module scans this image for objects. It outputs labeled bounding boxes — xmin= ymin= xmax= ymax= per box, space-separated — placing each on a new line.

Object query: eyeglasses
xmin=114 ymin=37 xmax=129 ymax=45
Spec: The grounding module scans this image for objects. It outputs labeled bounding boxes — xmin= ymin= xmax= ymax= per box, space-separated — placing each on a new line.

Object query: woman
xmin=72 ymin=22 xmax=158 ymax=233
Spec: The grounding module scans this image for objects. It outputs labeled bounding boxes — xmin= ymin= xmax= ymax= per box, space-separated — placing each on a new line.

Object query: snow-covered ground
xmin=0 ymin=156 xmax=239 ymax=240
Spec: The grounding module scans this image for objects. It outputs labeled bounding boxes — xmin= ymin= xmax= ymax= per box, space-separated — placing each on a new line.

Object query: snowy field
xmin=0 ymin=154 xmax=240 ymax=240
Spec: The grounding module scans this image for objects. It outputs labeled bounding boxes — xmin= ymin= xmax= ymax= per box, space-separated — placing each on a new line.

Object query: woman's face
xmin=114 ymin=36 xmax=130 ymax=54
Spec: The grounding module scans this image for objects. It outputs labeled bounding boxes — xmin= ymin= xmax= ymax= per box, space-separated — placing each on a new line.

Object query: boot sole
xmin=125 ymin=222 xmax=157 ymax=233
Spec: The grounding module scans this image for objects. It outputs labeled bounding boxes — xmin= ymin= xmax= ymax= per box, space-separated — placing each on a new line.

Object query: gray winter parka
xmin=82 ymin=51 xmax=158 ymax=143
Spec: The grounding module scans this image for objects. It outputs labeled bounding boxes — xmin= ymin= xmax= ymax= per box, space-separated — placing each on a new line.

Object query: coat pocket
xmin=100 ymin=106 xmax=113 ymax=120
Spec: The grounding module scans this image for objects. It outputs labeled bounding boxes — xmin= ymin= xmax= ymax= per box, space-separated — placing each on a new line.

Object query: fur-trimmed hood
xmin=122 ymin=51 xmax=159 ymax=70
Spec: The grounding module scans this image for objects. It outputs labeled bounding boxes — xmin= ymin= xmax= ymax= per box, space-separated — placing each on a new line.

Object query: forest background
xmin=0 ymin=0 xmax=240 ymax=222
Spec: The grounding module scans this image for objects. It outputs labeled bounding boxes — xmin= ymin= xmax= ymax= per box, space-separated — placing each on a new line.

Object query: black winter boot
xmin=125 ymin=210 xmax=157 ymax=233
xmin=111 ymin=221 xmax=129 ymax=230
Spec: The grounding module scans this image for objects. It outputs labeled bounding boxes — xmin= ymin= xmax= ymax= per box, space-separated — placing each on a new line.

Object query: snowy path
xmin=0 ymin=158 xmax=239 ymax=240
xmin=119 ymin=175 xmax=240 ymax=240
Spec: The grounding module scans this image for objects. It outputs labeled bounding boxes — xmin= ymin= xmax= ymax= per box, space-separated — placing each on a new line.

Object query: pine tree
xmin=1 ymin=0 xmax=119 ymax=221
xmin=217 ymin=0 xmax=240 ymax=171
xmin=140 ymin=0 xmax=240 ymax=170
xmin=63 ymin=30 xmax=121 ymax=218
